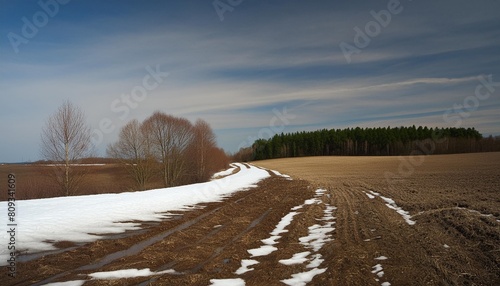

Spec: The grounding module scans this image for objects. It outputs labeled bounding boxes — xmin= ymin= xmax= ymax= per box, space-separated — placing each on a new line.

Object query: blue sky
xmin=1 ymin=0 xmax=499 ymax=162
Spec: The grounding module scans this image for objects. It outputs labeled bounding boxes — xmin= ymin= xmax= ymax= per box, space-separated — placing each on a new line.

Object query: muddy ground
xmin=3 ymin=153 xmax=499 ymax=285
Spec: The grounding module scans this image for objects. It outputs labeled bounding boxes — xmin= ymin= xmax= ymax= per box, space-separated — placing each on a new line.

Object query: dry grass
xmin=0 ymin=164 xmax=165 ymax=201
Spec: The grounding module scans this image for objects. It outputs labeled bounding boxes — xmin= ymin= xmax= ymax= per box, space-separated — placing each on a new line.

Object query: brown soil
xmin=2 ymin=153 xmax=499 ymax=285
xmin=256 ymin=152 xmax=500 ymax=285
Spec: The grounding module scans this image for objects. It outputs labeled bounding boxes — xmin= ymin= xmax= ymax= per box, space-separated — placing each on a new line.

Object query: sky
xmin=1 ymin=0 xmax=499 ymax=162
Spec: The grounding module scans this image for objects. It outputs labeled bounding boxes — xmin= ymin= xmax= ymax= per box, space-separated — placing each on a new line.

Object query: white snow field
xmin=0 ymin=163 xmax=270 ymax=266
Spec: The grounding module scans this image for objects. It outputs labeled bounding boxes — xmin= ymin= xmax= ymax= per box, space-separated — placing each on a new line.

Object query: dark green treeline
xmin=240 ymin=126 xmax=500 ymax=161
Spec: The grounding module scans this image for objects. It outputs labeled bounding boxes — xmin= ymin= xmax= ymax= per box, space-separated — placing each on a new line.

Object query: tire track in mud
xmin=318 ymin=185 xmax=380 ymax=285
xmin=326 ymin=182 xmax=458 ymax=286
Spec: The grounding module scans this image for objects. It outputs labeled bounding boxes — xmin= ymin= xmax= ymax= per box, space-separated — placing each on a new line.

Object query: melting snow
xmin=306 ymin=254 xmax=325 ymax=268
xmin=235 ymin=259 xmax=259 ymax=275
xmin=304 ymin=198 xmax=322 ymax=205
xmin=271 ymin=212 xmax=299 ymax=235
xmin=43 ymin=281 xmax=86 ymax=286
xmin=247 ymin=245 xmax=278 ymax=257
xmin=0 ymin=163 xmax=270 ymax=266
xmin=261 ymin=235 xmax=281 ymax=245
xmin=281 ymin=192 xmax=336 ymax=285
xmin=299 ymin=205 xmax=336 ymax=252
xmin=236 ymin=189 xmax=335 ymax=285
xmin=211 ymin=164 xmax=237 ymax=178
xmin=372 ymin=257 xmax=391 ymax=286
xmin=372 ymin=264 xmax=383 ymax=274
xmin=379 ymin=195 xmax=416 ymax=225
xmin=364 ymin=192 xmax=376 ymax=199
xmin=247 ymin=211 xmax=301 ymax=257
xmin=269 ymin=169 xmax=293 ymax=180
xmin=279 ymin=251 xmax=311 ymax=265
xmin=209 ymin=278 xmax=246 ymax=286
xmin=281 ymin=268 xmax=327 ymax=286
xmin=89 ymin=268 xmax=175 ymax=279
xmin=367 ymin=191 xmax=416 ymax=225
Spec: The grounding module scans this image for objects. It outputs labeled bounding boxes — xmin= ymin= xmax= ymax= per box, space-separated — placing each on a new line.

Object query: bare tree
xmin=107 ymin=119 xmax=155 ymax=191
xmin=40 ymin=100 xmax=93 ymax=196
xmin=191 ymin=119 xmax=217 ymax=182
xmin=142 ymin=111 xmax=194 ymax=187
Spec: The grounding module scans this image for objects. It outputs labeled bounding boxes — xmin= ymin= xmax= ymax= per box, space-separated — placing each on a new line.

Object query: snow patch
xmin=367 ymin=191 xmax=415 ymax=225
xmin=279 ymin=251 xmax=311 ymax=265
xmin=43 ymin=281 xmax=86 ymax=286
xmin=281 ymin=268 xmax=327 ymax=286
xmin=281 ymin=194 xmax=337 ymax=284
xmin=271 ymin=212 xmax=299 ymax=236
xmin=306 ymin=254 xmax=325 ymax=268
xmin=304 ymin=198 xmax=322 ymax=205
xmin=235 ymin=259 xmax=259 ymax=275
xmin=261 ymin=235 xmax=281 ymax=245
xmin=299 ymin=205 xmax=336 ymax=252
xmin=364 ymin=192 xmax=376 ymax=199
xmin=209 ymin=278 xmax=246 ymax=286
xmin=379 ymin=195 xmax=415 ymax=225
xmin=372 ymin=264 xmax=383 ymax=274
xmin=89 ymin=268 xmax=175 ymax=279
xmin=211 ymin=165 xmax=237 ymax=178
xmin=247 ymin=245 xmax=278 ymax=257
xmin=269 ymin=169 xmax=292 ymax=180
xmin=372 ymin=258 xmax=391 ymax=286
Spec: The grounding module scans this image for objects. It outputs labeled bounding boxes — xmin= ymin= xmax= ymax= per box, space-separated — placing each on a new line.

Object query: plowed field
xmin=4 ymin=153 xmax=499 ymax=286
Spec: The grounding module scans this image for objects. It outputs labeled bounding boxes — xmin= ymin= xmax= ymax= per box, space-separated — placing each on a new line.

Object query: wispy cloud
xmin=0 ymin=0 xmax=499 ymax=162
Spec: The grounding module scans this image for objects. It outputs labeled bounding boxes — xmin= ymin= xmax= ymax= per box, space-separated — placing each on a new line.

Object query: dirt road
xmin=4 ymin=153 xmax=499 ymax=285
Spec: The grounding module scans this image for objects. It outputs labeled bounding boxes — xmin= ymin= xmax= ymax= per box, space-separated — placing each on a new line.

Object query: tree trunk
xmin=65 ymin=141 xmax=69 ymax=196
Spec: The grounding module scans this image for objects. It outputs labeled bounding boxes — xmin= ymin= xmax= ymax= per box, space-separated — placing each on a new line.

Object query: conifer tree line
xmin=233 ymin=126 xmax=500 ymax=161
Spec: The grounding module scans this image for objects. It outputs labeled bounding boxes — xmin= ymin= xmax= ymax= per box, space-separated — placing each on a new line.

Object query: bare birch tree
xmin=40 ymin=100 xmax=93 ymax=196
xmin=107 ymin=119 xmax=155 ymax=191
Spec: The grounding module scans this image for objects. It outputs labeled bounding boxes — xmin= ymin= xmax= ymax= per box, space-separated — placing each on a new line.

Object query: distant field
xmin=254 ymin=152 xmax=500 ymax=284
xmin=254 ymin=152 xmax=500 ymax=216
xmin=0 ymin=164 xmax=149 ymax=201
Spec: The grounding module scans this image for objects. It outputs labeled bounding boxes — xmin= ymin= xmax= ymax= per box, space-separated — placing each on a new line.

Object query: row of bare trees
xmin=40 ymin=101 xmax=228 ymax=196
xmin=107 ymin=111 xmax=228 ymax=190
